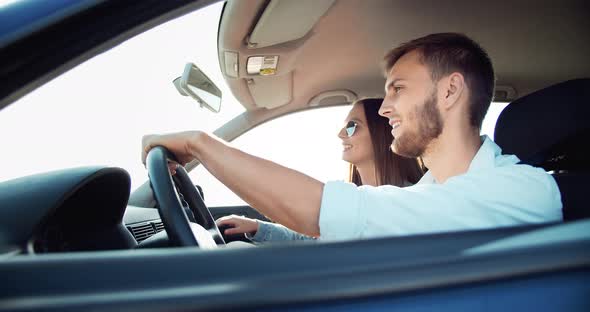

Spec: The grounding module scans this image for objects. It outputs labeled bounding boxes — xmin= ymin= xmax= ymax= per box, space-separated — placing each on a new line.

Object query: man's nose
xmin=379 ymin=99 xmax=393 ymax=117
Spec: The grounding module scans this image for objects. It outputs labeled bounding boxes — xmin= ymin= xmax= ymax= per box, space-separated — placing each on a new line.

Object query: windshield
xmin=0 ymin=2 xmax=244 ymax=190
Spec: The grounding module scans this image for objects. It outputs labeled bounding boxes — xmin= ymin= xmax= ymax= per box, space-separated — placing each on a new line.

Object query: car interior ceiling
xmin=219 ymin=0 xmax=590 ymax=117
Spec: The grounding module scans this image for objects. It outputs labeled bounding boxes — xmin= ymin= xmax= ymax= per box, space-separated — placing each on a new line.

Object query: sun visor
xmin=247 ymin=72 xmax=292 ymax=109
xmin=247 ymin=0 xmax=335 ymax=49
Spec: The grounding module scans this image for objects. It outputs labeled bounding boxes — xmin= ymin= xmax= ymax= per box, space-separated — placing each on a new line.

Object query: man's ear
xmin=441 ymin=72 xmax=465 ymax=110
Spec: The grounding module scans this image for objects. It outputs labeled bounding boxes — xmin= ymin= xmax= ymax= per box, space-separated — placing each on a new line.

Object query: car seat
xmin=494 ymin=78 xmax=590 ymax=221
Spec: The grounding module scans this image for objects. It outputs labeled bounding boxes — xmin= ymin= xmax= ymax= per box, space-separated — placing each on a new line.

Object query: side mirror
xmin=173 ymin=63 xmax=222 ymax=113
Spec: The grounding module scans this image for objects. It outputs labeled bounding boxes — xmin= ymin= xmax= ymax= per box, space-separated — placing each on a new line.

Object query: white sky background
xmin=0 ymin=3 xmax=238 ymax=186
xmin=0 ymin=2 xmax=508 ymax=206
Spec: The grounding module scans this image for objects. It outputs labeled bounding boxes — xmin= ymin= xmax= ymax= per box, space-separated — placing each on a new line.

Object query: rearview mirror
xmin=173 ymin=63 xmax=222 ymax=113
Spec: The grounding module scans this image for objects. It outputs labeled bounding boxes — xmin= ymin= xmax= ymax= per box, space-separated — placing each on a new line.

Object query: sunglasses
xmin=345 ymin=120 xmax=358 ymax=137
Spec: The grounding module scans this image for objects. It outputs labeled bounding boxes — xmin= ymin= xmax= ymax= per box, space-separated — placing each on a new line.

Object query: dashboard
xmin=0 ymin=167 xmax=162 ymax=254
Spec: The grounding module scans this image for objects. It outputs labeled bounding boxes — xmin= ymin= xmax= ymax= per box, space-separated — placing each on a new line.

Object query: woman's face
xmin=338 ymin=102 xmax=374 ymax=166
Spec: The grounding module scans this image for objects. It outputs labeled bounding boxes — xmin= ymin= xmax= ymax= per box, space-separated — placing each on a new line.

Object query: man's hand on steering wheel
xmin=144 ymin=137 xmax=225 ymax=248
xmin=142 ymin=131 xmax=201 ymax=167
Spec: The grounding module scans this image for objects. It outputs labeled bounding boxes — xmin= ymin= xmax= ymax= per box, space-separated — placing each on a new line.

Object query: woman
xmin=216 ymin=98 xmax=423 ymax=242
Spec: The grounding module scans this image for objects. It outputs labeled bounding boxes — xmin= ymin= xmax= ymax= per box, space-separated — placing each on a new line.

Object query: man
xmin=142 ymin=33 xmax=562 ymax=240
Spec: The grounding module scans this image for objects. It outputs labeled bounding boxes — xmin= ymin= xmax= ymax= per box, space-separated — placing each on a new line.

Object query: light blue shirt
xmin=319 ymin=136 xmax=563 ymax=241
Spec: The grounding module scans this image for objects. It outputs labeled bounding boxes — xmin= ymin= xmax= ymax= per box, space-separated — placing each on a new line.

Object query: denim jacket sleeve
xmin=247 ymin=220 xmax=316 ymax=243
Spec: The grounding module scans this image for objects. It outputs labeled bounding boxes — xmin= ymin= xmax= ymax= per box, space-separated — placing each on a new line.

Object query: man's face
xmin=379 ymin=51 xmax=443 ymax=158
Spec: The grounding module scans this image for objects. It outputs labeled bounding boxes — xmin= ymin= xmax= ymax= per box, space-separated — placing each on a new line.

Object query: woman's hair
xmin=348 ymin=98 xmax=424 ymax=186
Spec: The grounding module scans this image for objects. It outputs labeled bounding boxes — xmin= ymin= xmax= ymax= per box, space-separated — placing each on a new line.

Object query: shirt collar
xmin=417 ymin=135 xmax=509 ymax=185
xmin=468 ymin=135 xmax=499 ymax=172
xmin=417 ymin=170 xmax=436 ymax=184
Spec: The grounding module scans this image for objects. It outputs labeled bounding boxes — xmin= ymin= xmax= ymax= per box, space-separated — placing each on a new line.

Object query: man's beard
xmin=391 ymin=89 xmax=443 ymax=158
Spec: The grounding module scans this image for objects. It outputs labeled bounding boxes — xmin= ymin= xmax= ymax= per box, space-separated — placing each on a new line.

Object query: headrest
xmin=494 ymin=79 xmax=590 ymax=170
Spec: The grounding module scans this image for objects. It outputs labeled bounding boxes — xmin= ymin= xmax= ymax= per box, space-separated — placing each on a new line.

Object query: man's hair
xmin=383 ymin=33 xmax=495 ymax=129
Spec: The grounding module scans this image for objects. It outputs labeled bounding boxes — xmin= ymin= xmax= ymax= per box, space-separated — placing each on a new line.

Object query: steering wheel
xmin=146 ymin=146 xmax=225 ymax=248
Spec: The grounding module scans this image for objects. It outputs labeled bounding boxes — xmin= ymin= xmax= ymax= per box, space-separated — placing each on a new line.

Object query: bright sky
xmin=0 ymin=2 xmax=508 ymax=206
xmin=0 ymin=3 xmax=236 ymax=187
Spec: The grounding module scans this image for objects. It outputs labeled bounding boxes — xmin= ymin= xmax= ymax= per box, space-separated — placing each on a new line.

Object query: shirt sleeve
xmin=319 ymin=165 xmax=562 ymax=241
xmin=248 ymin=220 xmax=315 ymax=243
xmin=319 ymin=181 xmax=365 ymax=240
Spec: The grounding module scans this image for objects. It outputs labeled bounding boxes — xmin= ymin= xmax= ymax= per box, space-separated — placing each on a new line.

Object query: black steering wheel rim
xmin=146 ymin=146 xmax=224 ymax=247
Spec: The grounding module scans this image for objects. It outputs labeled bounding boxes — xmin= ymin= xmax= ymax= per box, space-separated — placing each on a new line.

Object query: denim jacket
xmin=246 ymin=220 xmax=316 ymax=243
